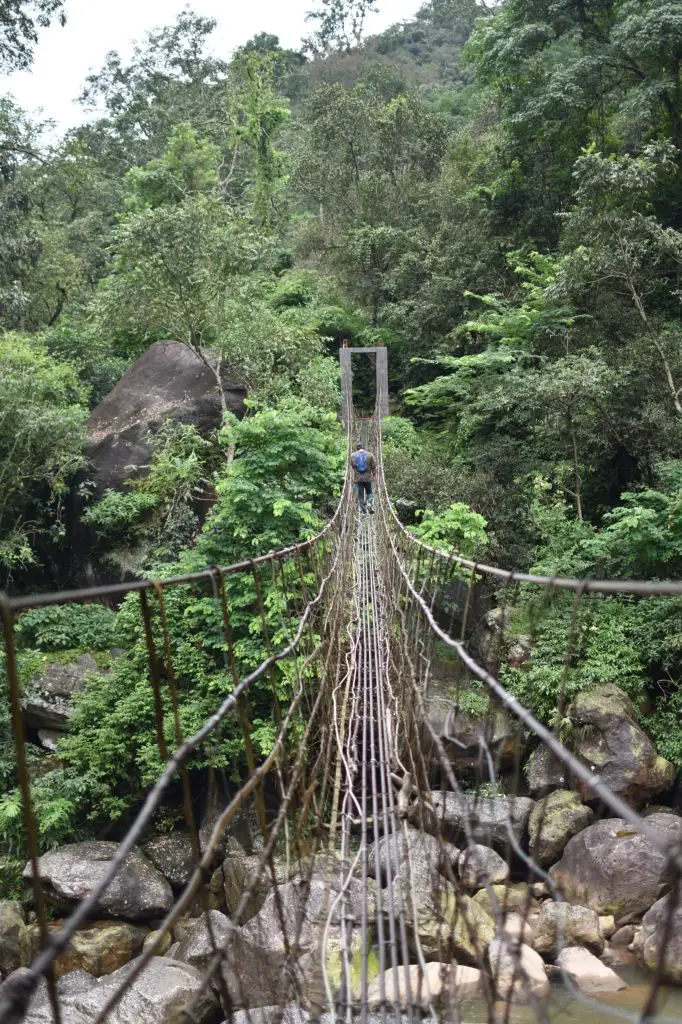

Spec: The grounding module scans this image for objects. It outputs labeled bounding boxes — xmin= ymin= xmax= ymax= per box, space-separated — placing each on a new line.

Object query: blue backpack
xmin=355 ymin=450 xmax=368 ymax=473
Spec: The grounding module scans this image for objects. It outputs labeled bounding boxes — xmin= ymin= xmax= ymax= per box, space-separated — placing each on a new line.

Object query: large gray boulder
xmin=143 ymin=833 xmax=195 ymax=891
xmin=24 ymin=842 xmax=174 ymax=921
xmin=642 ymin=892 xmax=682 ymax=982
xmin=567 ymin=685 xmax=675 ymax=805
xmin=211 ymin=853 xmax=291 ymax=923
xmin=220 ymin=879 xmax=334 ymax=1010
xmin=9 ymin=968 xmax=97 ymax=1024
xmin=23 ymin=655 xmax=100 ymax=731
xmin=32 ymin=920 xmax=148 ymax=978
xmin=425 ymin=792 xmax=534 ymax=849
xmin=526 ymin=745 xmax=568 ymax=799
xmin=457 ymin=844 xmax=509 ymax=888
xmin=16 ymin=957 xmax=218 ymax=1024
xmin=528 ymin=791 xmax=594 ymax=866
xmin=420 ymin=684 xmax=524 ymax=775
xmin=532 ymin=902 xmax=604 ymax=958
xmin=556 ymin=946 xmax=626 ymax=993
xmin=367 ymin=825 xmax=459 ymax=885
xmin=87 ymin=341 xmax=245 ymax=496
xmin=391 ymin=855 xmax=494 ymax=962
xmin=174 ymin=911 xmax=230 ymax=974
xmin=83 ymin=956 xmax=218 ymax=1024
xmin=0 ymin=902 xmax=29 ymax=979
xmin=489 ymin=936 xmax=549 ymax=1003
xmin=550 ymin=815 xmax=682 ymax=921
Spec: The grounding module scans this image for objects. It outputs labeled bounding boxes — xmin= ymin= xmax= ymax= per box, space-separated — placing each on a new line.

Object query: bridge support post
xmin=339 ymin=345 xmax=389 ymax=425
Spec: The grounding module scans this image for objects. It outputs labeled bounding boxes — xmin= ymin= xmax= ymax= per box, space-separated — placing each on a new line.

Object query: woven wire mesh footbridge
xmin=3 ymin=355 xmax=682 ymax=1024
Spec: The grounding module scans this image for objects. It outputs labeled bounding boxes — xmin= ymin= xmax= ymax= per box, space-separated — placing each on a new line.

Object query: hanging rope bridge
xmin=3 ymin=364 xmax=682 ymax=1024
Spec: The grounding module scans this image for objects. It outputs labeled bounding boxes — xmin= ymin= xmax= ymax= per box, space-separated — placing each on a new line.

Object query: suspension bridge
xmin=2 ymin=350 xmax=682 ymax=1024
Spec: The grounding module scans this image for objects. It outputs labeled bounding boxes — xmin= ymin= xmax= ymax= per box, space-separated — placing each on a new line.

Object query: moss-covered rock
xmin=528 ymin=791 xmax=594 ymax=866
xmin=568 ymin=684 xmax=675 ymax=805
xmin=550 ymin=814 xmax=682 ymax=920
xmin=642 ymin=892 xmax=682 ymax=983
xmin=471 ymin=883 xmax=537 ymax=920
xmin=532 ymin=902 xmax=603 ymax=958
xmin=0 ymin=901 xmax=30 ymax=979
xmin=28 ymin=920 xmax=148 ymax=978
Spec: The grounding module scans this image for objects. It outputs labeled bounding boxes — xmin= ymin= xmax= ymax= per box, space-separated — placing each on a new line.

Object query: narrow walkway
xmin=334 ymin=506 xmax=422 ymax=1022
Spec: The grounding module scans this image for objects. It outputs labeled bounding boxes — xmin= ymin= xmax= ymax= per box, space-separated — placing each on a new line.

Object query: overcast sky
xmin=0 ymin=0 xmax=422 ymax=133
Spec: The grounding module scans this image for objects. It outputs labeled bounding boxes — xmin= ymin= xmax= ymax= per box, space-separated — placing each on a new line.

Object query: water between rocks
xmin=462 ymin=965 xmax=682 ymax=1023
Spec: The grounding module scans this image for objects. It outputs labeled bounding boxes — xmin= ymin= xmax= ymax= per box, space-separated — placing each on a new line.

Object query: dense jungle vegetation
xmin=1 ymin=0 xmax=682 ymax=881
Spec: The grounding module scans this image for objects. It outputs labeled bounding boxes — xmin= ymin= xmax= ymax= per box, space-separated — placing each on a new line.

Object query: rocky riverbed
xmin=3 ymin=681 xmax=682 ymax=1022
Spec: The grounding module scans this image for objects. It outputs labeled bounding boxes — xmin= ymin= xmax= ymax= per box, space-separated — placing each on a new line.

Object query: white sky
xmin=0 ymin=0 xmax=422 ymax=133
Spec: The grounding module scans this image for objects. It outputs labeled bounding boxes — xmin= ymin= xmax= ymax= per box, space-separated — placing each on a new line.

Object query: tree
xmin=227 ymin=52 xmax=290 ymax=227
xmin=95 ymin=194 xmax=255 ymax=408
xmin=304 ymin=0 xmax=380 ymax=56
xmin=79 ymin=11 xmax=229 ymax=167
xmin=0 ymin=334 xmax=86 ymax=579
xmin=0 ymin=0 xmax=65 ymax=72
xmin=559 ymin=145 xmax=682 ymax=417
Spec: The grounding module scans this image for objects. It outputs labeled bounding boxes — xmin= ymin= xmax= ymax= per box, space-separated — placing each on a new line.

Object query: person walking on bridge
xmin=351 ymin=443 xmax=376 ymax=514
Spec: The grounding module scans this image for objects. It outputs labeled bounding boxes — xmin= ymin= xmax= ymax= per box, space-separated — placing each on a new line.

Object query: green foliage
xmin=16 ymin=605 xmax=117 ymax=652
xmin=0 ymin=334 xmax=87 ymax=576
xmin=304 ymin=0 xmax=379 ymax=56
xmin=411 ymin=503 xmax=488 ymax=557
xmin=83 ymin=491 xmax=159 ymax=544
xmin=0 ymin=0 xmax=65 ymax=72
xmin=35 ymin=399 xmax=343 ymax=833
xmin=125 ymin=123 xmax=221 ymax=210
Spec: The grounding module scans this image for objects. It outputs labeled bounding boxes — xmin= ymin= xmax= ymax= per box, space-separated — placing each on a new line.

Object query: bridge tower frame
xmin=339 ymin=344 xmax=389 ymax=425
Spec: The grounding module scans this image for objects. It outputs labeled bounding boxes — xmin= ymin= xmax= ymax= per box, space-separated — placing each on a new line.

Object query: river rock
xmin=18 ymin=957 xmax=217 ymax=1024
xmin=230 ymin=1010 xmax=309 ymax=1024
xmin=23 ymin=655 xmax=100 ymax=731
xmin=426 ymin=793 xmax=534 ymax=849
xmin=392 ymin=857 xmax=494 ymax=962
xmin=42 ymin=920 xmax=148 ymax=978
xmin=24 ymin=841 xmax=174 ymax=921
xmin=143 ymin=833 xmax=195 ymax=890
xmin=174 ymin=910 xmax=230 ymax=973
xmin=213 ymin=853 xmax=290 ymax=924
xmin=528 ymin=791 xmax=594 ymax=866
xmin=611 ymin=925 xmax=635 ymax=947
xmin=143 ymin=930 xmax=172 ymax=957
xmin=501 ymin=913 xmax=534 ymax=944
xmin=367 ymin=962 xmax=482 ymax=1010
xmin=458 ymin=844 xmax=509 ymax=888
xmin=556 ymin=946 xmax=626 ymax=993
xmin=532 ymin=902 xmax=604 ymax=958
xmin=599 ymin=915 xmax=616 ymax=939
xmin=549 ymin=814 xmax=682 ymax=920
xmin=87 ymin=341 xmax=246 ymax=497
xmin=0 ymin=902 xmax=30 ymax=978
xmin=472 ymin=883 xmax=537 ymax=920
xmin=89 ymin=956 xmax=218 ymax=1023
xmin=489 ymin=936 xmax=549 ymax=1003
xmin=642 ymin=892 xmax=682 ymax=982
xmin=567 ymin=685 xmax=675 ymax=804
xmin=367 ymin=826 xmax=459 ymax=884
xmin=526 ymin=745 xmax=568 ymax=798
xmin=420 ymin=685 xmax=524 ymax=775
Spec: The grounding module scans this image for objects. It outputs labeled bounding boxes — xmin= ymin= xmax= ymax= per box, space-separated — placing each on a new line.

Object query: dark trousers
xmin=356 ymin=480 xmax=373 ymax=511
